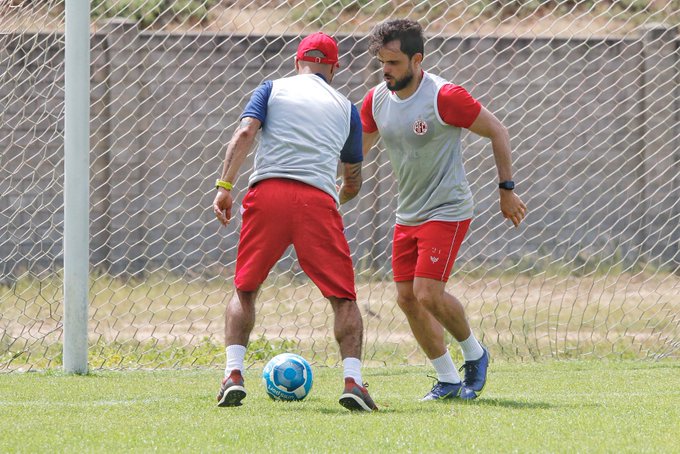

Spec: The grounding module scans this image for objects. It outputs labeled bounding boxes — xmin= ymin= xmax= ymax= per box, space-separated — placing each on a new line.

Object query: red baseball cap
xmin=296 ymin=32 xmax=339 ymax=67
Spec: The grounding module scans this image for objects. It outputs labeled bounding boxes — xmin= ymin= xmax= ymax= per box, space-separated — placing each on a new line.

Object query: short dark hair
xmin=368 ymin=19 xmax=424 ymax=58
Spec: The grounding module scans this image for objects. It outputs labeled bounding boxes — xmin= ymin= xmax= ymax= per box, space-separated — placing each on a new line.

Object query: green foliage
xmin=1 ymin=336 xmax=302 ymax=370
xmin=471 ymin=0 xmax=677 ymax=22
xmin=293 ymin=0 xmax=679 ymax=30
xmin=470 ymin=0 xmax=598 ymax=18
xmin=88 ymin=337 xmax=223 ymax=368
xmin=292 ymin=0 xmax=389 ymax=28
xmin=169 ymin=0 xmax=213 ymax=19
xmin=90 ymin=0 xmax=216 ymax=28
xmin=247 ymin=335 xmax=299 ymax=362
xmin=42 ymin=0 xmax=680 ymax=29
xmin=611 ymin=0 xmax=653 ymax=13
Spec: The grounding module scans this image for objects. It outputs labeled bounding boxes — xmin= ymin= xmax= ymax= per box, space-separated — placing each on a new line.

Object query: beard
xmin=385 ymin=69 xmax=414 ymax=92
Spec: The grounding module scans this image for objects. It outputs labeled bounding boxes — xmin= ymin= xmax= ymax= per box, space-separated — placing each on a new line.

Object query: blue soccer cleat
xmin=459 ymin=345 xmax=490 ymax=400
xmin=420 ymin=380 xmax=464 ymax=401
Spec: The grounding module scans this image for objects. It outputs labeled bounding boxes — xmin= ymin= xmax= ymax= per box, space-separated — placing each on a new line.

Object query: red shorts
xmin=392 ymin=219 xmax=471 ymax=282
xmin=234 ymin=178 xmax=356 ymax=301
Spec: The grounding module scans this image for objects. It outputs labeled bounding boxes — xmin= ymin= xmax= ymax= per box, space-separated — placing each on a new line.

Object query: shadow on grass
xmin=314 ymin=399 xmax=564 ymax=414
xmin=463 ymin=397 xmax=600 ymax=410
xmin=211 ymin=398 xmax=599 ymax=415
xmin=209 ymin=394 xmax=602 ymax=415
xmin=463 ymin=397 xmax=557 ymax=409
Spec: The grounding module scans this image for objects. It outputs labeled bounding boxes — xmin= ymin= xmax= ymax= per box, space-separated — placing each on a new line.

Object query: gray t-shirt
xmin=369 ymin=72 xmax=477 ymax=225
xmin=248 ymin=74 xmax=352 ymax=204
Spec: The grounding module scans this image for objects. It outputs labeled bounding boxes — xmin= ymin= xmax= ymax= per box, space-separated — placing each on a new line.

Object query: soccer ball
xmin=262 ymin=353 xmax=313 ymax=401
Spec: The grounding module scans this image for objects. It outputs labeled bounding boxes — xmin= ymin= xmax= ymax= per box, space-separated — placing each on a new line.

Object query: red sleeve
xmin=437 ymin=84 xmax=482 ymax=128
xmin=360 ymin=88 xmax=378 ymax=133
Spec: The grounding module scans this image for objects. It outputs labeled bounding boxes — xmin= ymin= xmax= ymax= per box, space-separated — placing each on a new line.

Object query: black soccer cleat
xmin=217 ymin=369 xmax=247 ymax=407
xmin=339 ymin=377 xmax=378 ymax=412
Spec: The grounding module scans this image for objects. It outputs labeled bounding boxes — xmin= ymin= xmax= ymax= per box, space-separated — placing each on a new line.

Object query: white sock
xmin=224 ymin=344 xmax=246 ymax=377
xmin=459 ymin=333 xmax=484 ymax=361
xmin=342 ymin=357 xmax=362 ymax=384
xmin=430 ymin=351 xmax=461 ymax=384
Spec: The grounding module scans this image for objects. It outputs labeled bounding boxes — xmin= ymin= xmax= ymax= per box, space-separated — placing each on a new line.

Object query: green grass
xmin=3 ymin=267 xmax=678 ymax=371
xmin=1 ymin=361 xmax=678 ymax=452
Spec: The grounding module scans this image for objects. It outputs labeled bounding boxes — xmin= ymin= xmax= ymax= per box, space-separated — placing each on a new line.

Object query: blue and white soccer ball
xmin=262 ymin=353 xmax=313 ymax=401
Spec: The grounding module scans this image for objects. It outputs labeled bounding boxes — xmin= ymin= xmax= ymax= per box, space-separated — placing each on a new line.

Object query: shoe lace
xmin=459 ymin=361 xmax=478 ymax=379
xmin=347 ymin=378 xmax=369 ymax=392
xmin=426 ymin=375 xmax=446 ymax=393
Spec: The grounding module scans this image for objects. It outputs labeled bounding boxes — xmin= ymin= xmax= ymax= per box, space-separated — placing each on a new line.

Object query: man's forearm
xmin=219 ymin=118 xmax=259 ymax=183
xmin=339 ymin=162 xmax=363 ymax=204
xmin=490 ymin=127 xmax=513 ymax=182
xmin=467 ymin=107 xmax=513 ymax=182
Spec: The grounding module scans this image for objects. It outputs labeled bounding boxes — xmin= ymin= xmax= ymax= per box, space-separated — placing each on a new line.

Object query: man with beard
xmin=360 ymin=19 xmax=527 ymax=401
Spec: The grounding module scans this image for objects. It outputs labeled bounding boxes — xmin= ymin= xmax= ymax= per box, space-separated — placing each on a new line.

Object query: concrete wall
xmin=1 ymin=25 xmax=678 ymax=278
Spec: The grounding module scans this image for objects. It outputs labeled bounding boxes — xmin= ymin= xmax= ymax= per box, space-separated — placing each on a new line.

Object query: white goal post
xmin=62 ymin=0 xmax=91 ymax=374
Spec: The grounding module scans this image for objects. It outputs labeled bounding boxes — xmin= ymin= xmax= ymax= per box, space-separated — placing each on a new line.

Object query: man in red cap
xmin=213 ymin=32 xmax=377 ymax=411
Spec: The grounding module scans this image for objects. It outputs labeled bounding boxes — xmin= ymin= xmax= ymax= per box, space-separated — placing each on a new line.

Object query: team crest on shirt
xmin=430 ymin=247 xmax=441 ymax=264
xmin=412 ymin=119 xmax=428 ymax=135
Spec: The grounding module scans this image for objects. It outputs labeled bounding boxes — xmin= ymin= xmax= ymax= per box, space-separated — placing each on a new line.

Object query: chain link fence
xmin=1 ymin=0 xmax=679 ymax=370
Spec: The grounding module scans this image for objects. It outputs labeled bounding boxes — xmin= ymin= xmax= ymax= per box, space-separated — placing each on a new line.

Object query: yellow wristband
xmin=215 ymin=179 xmax=233 ymax=191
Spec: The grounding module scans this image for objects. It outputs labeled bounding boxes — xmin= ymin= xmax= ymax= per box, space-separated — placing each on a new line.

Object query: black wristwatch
xmin=499 ymin=180 xmax=515 ymax=190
